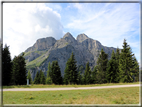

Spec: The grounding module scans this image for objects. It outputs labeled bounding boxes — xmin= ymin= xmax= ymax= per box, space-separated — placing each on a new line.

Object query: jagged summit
xmin=62 ymin=32 xmax=76 ymax=43
xmin=63 ymin=32 xmax=74 ymax=39
xmin=77 ymin=33 xmax=89 ymax=43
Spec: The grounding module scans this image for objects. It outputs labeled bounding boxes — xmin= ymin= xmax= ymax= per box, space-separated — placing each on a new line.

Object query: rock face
xmin=23 ymin=32 xmax=117 ymax=80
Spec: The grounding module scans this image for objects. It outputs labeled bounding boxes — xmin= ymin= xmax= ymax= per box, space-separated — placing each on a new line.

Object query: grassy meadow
xmin=3 ymin=82 xmax=139 ymax=89
xmin=3 ymin=87 xmax=139 ymax=104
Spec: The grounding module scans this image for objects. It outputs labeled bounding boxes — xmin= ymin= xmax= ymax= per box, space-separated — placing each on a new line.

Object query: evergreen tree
xmin=46 ymin=62 xmax=52 ymax=84
xmin=106 ymin=50 xmax=117 ymax=83
xmin=27 ymin=70 xmax=32 ymax=84
xmin=63 ymin=65 xmax=69 ymax=84
xmin=119 ymin=39 xmax=134 ymax=83
xmin=51 ymin=61 xmax=62 ymax=84
xmin=131 ymin=56 xmax=139 ymax=82
xmin=91 ymin=66 xmax=97 ymax=84
xmin=2 ymin=44 xmax=12 ymax=86
xmin=34 ymin=71 xmax=40 ymax=84
xmin=40 ymin=70 xmax=46 ymax=85
xmin=47 ymin=62 xmax=51 ymax=78
xmin=115 ymin=48 xmax=120 ymax=82
xmin=97 ymin=48 xmax=108 ymax=84
xmin=80 ymin=73 xmax=85 ymax=85
xmin=11 ymin=53 xmax=26 ymax=85
xmin=11 ymin=56 xmax=18 ymax=85
xmin=63 ymin=52 xmax=78 ymax=84
xmin=77 ymin=71 xmax=82 ymax=84
xmin=84 ymin=62 xmax=91 ymax=84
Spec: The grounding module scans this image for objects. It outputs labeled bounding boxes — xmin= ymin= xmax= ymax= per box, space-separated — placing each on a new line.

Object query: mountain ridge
xmin=23 ymin=32 xmax=117 ymax=80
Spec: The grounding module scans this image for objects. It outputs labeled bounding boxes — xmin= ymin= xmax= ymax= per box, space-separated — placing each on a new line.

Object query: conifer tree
xmin=84 ymin=62 xmax=91 ymax=84
xmin=11 ymin=53 xmax=26 ymax=85
xmin=115 ymin=48 xmax=120 ymax=82
xmin=64 ymin=52 xmax=78 ymax=84
xmin=63 ymin=65 xmax=69 ymax=84
xmin=97 ymin=48 xmax=108 ymax=84
xmin=27 ymin=70 xmax=32 ymax=84
xmin=40 ymin=70 xmax=46 ymax=85
xmin=46 ymin=62 xmax=52 ymax=84
xmin=34 ymin=71 xmax=40 ymax=84
xmin=51 ymin=61 xmax=62 ymax=84
xmin=91 ymin=66 xmax=97 ymax=84
xmin=2 ymin=44 xmax=12 ymax=86
xmin=119 ymin=39 xmax=134 ymax=83
xmin=77 ymin=71 xmax=82 ymax=84
xmin=106 ymin=50 xmax=117 ymax=83
xmin=131 ymin=56 xmax=139 ymax=82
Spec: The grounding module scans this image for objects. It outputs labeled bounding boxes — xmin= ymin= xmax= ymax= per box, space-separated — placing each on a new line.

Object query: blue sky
xmin=3 ymin=3 xmax=140 ymax=65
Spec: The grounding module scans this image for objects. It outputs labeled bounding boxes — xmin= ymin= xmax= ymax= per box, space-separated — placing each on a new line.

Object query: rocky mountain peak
xmin=63 ymin=32 xmax=74 ymax=39
xmin=62 ymin=32 xmax=76 ymax=44
xmin=77 ymin=33 xmax=89 ymax=43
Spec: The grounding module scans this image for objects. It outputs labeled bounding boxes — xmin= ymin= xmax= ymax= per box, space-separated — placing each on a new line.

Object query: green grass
xmin=24 ymin=51 xmax=32 ymax=57
xmin=3 ymin=87 xmax=139 ymax=104
xmin=3 ymin=82 xmax=139 ymax=89
xmin=26 ymin=54 xmax=49 ymax=69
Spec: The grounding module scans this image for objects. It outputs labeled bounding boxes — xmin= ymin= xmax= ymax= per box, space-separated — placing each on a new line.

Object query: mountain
xmin=23 ymin=32 xmax=117 ymax=80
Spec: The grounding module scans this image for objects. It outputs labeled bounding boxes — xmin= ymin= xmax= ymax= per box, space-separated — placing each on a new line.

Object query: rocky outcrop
xmin=24 ymin=32 xmax=117 ymax=80
xmin=25 ymin=37 xmax=56 ymax=52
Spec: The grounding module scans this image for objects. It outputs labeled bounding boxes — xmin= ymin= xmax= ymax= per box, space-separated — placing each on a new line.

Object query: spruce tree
xmin=131 ymin=56 xmax=139 ymax=82
xmin=2 ymin=44 xmax=12 ymax=86
xmin=97 ymin=48 xmax=108 ymax=84
xmin=64 ymin=52 xmax=78 ymax=84
xmin=51 ymin=61 xmax=62 ymax=84
xmin=91 ymin=66 xmax=97 ymax=84
xmin=27 ymin=70 xmax=32 ymax=84
xmin=106 ymin=50 xmax=117 ymax=83
xmin=115 ymin=48 xmax=120 ymax=82
xmin=77 ymin=71 xmax=82 ymax=84
xmin=11 ymin=56 xmax=19 ymax=85
xmin=11 ymin=53 xmax=26 ymax=85
xmin=63 ymin=65 xmax=69 ymax=84
xmin=84 ymin=62 xmax=91 ymax=84
xmin=34 ymin=71 xmax=40 ymax=84
xmin=40 ymin=70 xmax=46 ymax=85
xmin=119 ymin=39 xmax=134 ymax=83
xmin=46 ymin=62 xmax=52 ymax=84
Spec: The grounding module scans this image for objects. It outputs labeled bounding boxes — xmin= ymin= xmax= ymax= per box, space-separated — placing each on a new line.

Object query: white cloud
xmin=3 ymin=3 xmax=64 ymax=59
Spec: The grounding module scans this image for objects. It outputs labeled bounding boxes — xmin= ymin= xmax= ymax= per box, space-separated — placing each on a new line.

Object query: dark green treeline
xmin=2 ymin=39 xmax=140 ymax=86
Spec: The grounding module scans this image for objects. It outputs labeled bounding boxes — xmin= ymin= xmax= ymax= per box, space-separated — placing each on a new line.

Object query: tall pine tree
xmin=91 ymin=66 xmax=97 ymax=84
xmin=131 ymin=56 xmax=139 ymax=82
xmin=2 ymin=44 xmax=12 ymax=86
xmin=34 ymin=71 xmax=40 ymax=84
xmin=40 ymin=70 xmax=46 ymax=85
xmin=115 ymin=48 xmax=120 ymax=82
xmin=96 ymin=48 xmax=108 ymax=84
xmin=119 ymin=39 xmax=135 ymax=83
xmin=64 ymin=52 xmax=78 ymax=84
xmin=84 ymin=62 xmax=91 ymax=84
xmin=11 ymin=53 xmax=26 ymax=85
xmin=46 ymin=62 xmax=52 ymax=84
xmin=51 ymin=61 xmax=62 ymax=84
xmin=106 ymin=50 xmax=117 ymax=83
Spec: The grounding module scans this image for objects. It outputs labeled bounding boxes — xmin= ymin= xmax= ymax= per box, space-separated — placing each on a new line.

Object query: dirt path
xmin=3 ymin=84 xmax=140 ymax=91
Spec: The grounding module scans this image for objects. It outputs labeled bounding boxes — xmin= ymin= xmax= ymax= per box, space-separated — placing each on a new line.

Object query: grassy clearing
xmin=3 ymin=87 xmax=139 ymax=104
xmin=3 ymin=82 xmax=139 ymax=89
